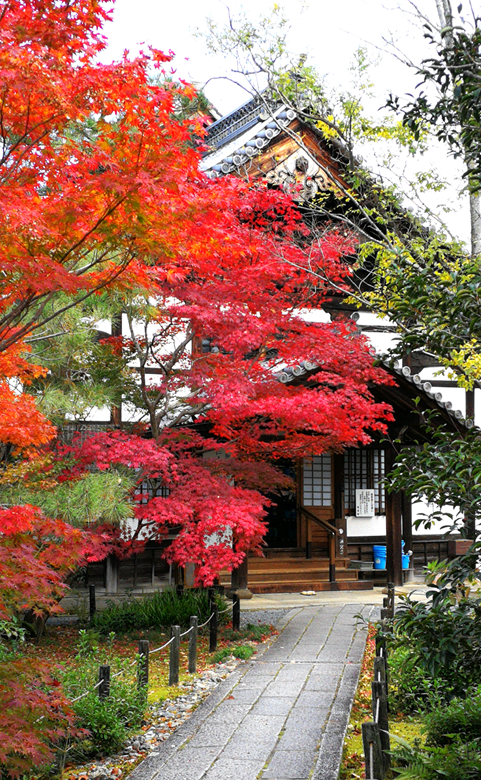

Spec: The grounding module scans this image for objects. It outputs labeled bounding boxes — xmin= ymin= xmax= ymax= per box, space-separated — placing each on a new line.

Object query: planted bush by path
xmin=90 ymin=587 xmax=226 ymax=634
xmin=424 ymin=687 xmax=481 ymax=747
xmin=389 ymin=646 xmax=456 ymax=714
xmin=388 ymin=589 xmax=481 ymax=705
xmin=61 ymin=649 xmax=147 ymax=760
xmin=394 ymin=738 xmax=481 ymax=780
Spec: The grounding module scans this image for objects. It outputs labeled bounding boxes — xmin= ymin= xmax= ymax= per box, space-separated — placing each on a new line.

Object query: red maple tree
xmin=0 ymin=1 xmax=394 ymax=772
xmin=61 ymin=186 xmax=393 ymax=585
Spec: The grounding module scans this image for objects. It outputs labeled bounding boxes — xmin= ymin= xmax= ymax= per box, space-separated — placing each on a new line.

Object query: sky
xmin=103 ymin=0 xmax=427 ymax=112
xmin=101 ymin=0 xmax=472 ymax=243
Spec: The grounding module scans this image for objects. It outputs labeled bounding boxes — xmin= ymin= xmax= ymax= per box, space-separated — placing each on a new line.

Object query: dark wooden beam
xmin=385 ymin=447 xmax=403 ymax=587
xmin=333 ymin=454 xmax=347 ymax=557
xmin=402 ymin=491 xmax=413 ymax=575
xmin=111 ymin=312 xmax=122 ymax=427
xmin=466 ymin=389 xmax=475 ymax=420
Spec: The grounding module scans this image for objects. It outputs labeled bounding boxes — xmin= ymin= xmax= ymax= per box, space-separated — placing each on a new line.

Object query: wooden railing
xmin=347 ymin=537 xmax=451 ymax=571
xmin=298 ymin=505 xmax=337 ymax=583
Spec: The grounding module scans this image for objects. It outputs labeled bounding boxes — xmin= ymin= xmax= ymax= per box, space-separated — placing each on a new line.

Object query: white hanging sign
xmin=355 ymin=489 xmax=375 ymax=517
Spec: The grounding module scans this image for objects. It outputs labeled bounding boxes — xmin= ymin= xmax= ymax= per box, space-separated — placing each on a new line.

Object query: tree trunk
xmin=469 ymin=185 xmax=481 ymax=257
xmin=435 ymin=0 xmax=481 ymax=256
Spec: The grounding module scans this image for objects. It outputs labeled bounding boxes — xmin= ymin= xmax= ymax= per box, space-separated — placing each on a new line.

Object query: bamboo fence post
xmin=362 ymin=721 xmax=384 ymax=779
xmin=372 ymin=680 xmax=390 ymax=771
xmin=232 ymin=592 xmax=240 ymax=631
xmin=209 ymin=601 xmax=218 ymax=653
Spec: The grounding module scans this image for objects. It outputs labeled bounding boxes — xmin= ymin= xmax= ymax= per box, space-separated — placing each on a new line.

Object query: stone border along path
xmin=129 ymin=603 xmax=377 ymax=780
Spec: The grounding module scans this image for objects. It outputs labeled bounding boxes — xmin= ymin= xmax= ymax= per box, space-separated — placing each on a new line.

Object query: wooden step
xmin=220 ymin=565 xmax=373 ymax=593
xmin=248 ymin=561 xmax=348 ymax=574
xmin=220 ymin=552 xmax=373 ymax=593
xmin=247 ymin=569 xmax=360 ymax=583
xmin=251 ymin=549 xmax=350 ymax=565
xmin=248 ymin=580 xmax=374 ymax=594
xmin=248 ymin=557 xmax=350 ymax=570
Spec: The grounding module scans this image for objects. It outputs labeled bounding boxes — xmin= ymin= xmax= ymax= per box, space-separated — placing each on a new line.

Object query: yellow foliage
xmin=444 ymin=340 xmax=481 ymax=389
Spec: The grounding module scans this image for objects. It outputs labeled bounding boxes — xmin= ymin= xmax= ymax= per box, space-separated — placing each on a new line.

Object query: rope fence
xmin=69 ymin=587 xmax=241 ymax=705
xmin=197 ymin=613 xmax=215 ymax=630
xmin=150 ymin=635 xmax=176 ymax=655
xmin=362 ymin=582 xmax=395 ymax=780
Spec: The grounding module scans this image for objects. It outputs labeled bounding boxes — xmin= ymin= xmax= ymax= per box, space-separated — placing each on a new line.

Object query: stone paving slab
xmin=129 ymin=603 xmax=375 ymax=780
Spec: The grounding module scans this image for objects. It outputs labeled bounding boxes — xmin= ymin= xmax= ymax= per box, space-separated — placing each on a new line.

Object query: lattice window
xmin=59 ymin=422 xmax=113 ymax=445
xmin=343 ymin=449 xmax=385 ymax=515
xmin=302 ymin=455 xmax=332 ymax=507
xmin=137 ymin=479 xmax=170 ymax=505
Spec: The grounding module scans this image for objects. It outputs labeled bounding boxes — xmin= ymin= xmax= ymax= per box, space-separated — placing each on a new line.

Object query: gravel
xmin=240 ymin=608 xmax=291 ymax=628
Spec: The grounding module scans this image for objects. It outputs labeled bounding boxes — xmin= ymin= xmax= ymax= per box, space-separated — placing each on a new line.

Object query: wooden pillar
xmin=105 ymin=554 xmax=119 ymax=593
xmin=333 ymin=454 xmax=346 ymax=558
xmin=305 ymin=516 xmax=312 ymax=559
xmin=110 ymin=312 xmax=122 ymax=427
xmin=385 ymin=447 xmax=403 ymax=587
xmin=230 ymin=555 xmax=252 ymax=599
xmin=150 ymin=547 xmax=155 ymax=587
xmin=402 ymin=491 xmax=414 ymax=581
xmin=184 ymin=562 xmax=196 ymax=588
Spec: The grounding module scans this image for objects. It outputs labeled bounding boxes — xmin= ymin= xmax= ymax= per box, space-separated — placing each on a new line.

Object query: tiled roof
xmin=276 ymin=360 xmax=472 ymax=430
xmin=205 ymin=98 xmax=474 ymax=432
xmin=201 ymin=101 xmax=296 ymax=177
xmin=392 ymin=364 xmax=473 ymax=428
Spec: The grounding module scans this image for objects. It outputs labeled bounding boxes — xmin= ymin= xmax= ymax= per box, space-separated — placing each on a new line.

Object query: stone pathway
xmin=129 ymin=603 xmax=376 ymax=780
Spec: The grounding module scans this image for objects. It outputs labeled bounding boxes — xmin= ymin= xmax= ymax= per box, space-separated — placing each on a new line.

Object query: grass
xmin=213 ymin=644 xmax=255 ymax=662
xmin=89 ymin=587 xmax=226 ymax=634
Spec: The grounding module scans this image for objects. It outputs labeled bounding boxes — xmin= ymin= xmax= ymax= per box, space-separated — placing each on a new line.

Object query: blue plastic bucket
xmin=402 ymin=553 xmax=410 ymax=570
xmin=373 ymin=544 xmax=387 ymax=570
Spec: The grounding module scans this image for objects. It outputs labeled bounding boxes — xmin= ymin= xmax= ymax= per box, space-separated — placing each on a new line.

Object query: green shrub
xmin=90 ymin=587 xmax=227 ymax=634
xmin=424 ymin=688 xmax=481 ymax=746
xmin=388 ymin=589 xmax=481 ymax=702
xmin=61 ymin=652 xmax=147 ymax=759
xmin=72 ymin=695 xmax=129 ymax=755
xmin=393 ymin=738 xmax=481 ymax=779
xmin=75 ymin=628 xmax=102 ymax=657
xmin=389 ymin=646 xmax=456 ymax=714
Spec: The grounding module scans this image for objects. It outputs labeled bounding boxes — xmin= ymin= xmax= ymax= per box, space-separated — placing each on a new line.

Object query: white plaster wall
xmin=412 ymin=499 xmax=463 ymax=535
xmin=347 ymin=501 xmax=462 ymax=539
xmin=297 ymin=308 xmax=331 ymax=323
xmin=346 ymin=514 xmax=386 ymax=537
xmin=367 ymin=331 xmax=400 ymax=356
xmin=65 ymin=405 xmax=112 ymax=422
